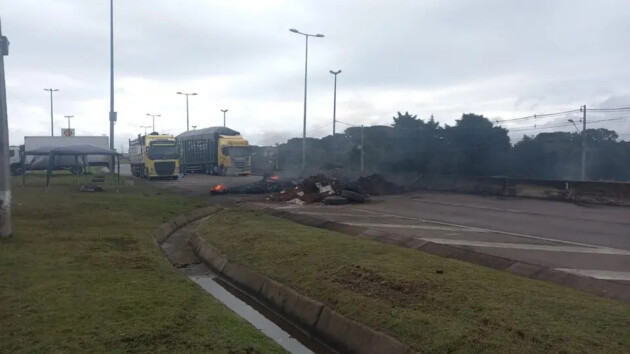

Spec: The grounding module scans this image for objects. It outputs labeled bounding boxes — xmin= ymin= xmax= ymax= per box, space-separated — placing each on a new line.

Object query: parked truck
xmin=128 ymin=133 xmax=179 ymax=180
xmin=9 ymin=145 xmax=22 ymax=175
xmin=22 ymin=136 xmax=111 ymax=173
xmin=176 ymin=127 xmax=251 ymax=175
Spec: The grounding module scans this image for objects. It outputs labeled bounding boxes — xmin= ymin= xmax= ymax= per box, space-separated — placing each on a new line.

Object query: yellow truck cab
xmin=176 ymin=127 xmax=251 ymax=176
xmin=218 ymin=135 xmax=251 ymax=175
xmin=129 ymin=133 xmax=179 ymax=180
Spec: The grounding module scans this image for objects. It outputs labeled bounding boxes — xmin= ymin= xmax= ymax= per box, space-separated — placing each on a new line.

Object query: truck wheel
xmin=10 ymin=165 xmax=23 ymax=176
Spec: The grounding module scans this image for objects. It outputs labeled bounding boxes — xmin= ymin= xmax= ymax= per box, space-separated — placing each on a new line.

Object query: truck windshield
xmin=149 ymin=144 xmax=178 ymax=160
xmin=222 ymin=146 xmax=251 ymax=158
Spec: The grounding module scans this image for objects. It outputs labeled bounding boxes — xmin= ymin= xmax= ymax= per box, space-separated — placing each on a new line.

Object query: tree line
xmin=276 ymin=112 xmax=630 ymax=181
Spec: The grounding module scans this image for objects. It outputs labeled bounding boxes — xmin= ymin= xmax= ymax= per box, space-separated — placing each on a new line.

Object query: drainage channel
xmin=183 ymin=264 xmax=334 ymax=354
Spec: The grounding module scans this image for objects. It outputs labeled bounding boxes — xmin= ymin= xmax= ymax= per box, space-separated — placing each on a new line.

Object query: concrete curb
xmin=189 ymin=231 xmax=410 ymax=353
xmin=152 ymin=206 xmax=220 ymax=244
xmin=254 ymin=206 xmax=630 ymax=303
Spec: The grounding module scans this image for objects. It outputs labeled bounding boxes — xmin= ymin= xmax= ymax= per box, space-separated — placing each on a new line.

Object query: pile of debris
xmin=357 ymin=174 xmax=403 ymax=195
xmin=209 ymin=173 xmax=401 ymax=205
xmin=267 ymin=174 xmax=346 ymax=204
xmin=267 ymin=174 xmax=399 ymax=205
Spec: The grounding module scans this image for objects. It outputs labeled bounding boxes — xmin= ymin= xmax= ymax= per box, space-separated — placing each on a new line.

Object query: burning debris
xmin=210 ymin=184 xmax=228 ymax=195
xmin=208 ymin=173 xmax=401 ymax=205
xmin=266 ymin=174 xmax=400 ymax=205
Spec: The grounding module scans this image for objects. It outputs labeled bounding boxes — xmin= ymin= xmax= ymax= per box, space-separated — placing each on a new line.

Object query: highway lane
xmin=272 ymin=191 xmax=630 ymax=282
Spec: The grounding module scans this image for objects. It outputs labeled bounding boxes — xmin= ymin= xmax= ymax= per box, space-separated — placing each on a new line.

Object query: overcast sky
xmin=2 ymin=0 xmax=630 ymax=149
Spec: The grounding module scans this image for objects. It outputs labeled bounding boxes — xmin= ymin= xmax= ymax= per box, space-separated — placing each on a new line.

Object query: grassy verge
xmin=0 ymin=176 xmax=284 ymax=353
xmin=199 ymin=209 xmax=630 ymax=354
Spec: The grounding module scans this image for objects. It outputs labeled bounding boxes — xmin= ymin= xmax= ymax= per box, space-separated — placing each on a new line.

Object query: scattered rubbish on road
xmin=208 ymin=173 xmax=401 ymax=205
xmin=357 ymin=174 xmax=403 ymax=195
xmin=323 ymin=196 xmax=349 ymax=205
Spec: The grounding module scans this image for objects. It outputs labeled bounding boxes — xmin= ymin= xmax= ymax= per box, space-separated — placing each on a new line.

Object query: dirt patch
xmin=332 ymin=265 xmax=424 ymax=305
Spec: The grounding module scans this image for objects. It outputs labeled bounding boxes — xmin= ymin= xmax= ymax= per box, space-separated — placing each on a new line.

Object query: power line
xmin=588 ymin=107 xmax=630 ymax=112
xmin=494 ymin=109 xmax=581 ymax=123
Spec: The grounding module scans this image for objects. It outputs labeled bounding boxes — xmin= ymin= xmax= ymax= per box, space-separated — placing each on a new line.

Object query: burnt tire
xmin=343 ymin=181 xmax=365 ymax=194
xmin=323 ymin=196 xmax=349 ymax=205
xmin=341 ymin=189 xmax=367 ymax=203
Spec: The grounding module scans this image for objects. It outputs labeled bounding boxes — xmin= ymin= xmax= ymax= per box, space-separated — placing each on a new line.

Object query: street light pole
xmin=109 ymin=0 xmax=116 ymax=150
xmin=146 ymin=113 xmax=160 ymax=133
xmin=221 ymin=109 xmax=228 ymax=127
xmin=64 ymin=115 xmax=74 ymax=129
xmin=0 ymin=20 xmax=11 ymax=238
xmin=140 ymin=125 xmax=151 ymax=135
xmin=329 ymin=70 xmax=342 ymax=136
xmin=177 ymin=91 xmax=197 ymax=131
xmin=44 ymin=88 xmax=59 ymax=136
xmin=290 ymin=28 xmax=324 ymax=175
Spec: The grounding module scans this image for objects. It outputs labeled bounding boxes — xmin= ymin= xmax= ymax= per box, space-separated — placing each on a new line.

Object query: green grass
xmin=199 ymin=209 xmax=630 ymax=354
xmin=0 ymin=176 xmax=284 ymax=353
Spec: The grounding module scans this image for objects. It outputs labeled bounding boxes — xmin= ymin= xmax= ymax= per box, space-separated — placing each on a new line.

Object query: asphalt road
xmin=272 ymin=191 xmax=630 ymax=283
xmin=120 ymin=164 xmax=265 ymax=203
xmin=125 ymin=163 xmax=630 ymax=284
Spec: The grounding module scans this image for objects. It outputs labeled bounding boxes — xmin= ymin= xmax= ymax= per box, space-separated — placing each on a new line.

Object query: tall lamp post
xmin=221 ymin=109 xmax=228 ymax=127
xmin=109 ymin=0 xmax=116 ymax=150
xmin=176 ymin=91 xmax=197 ymax=131
xmin=44 ymin=88 xmax=59 ymax=136
xmin=289 ymin=28 xmax=324 ymax=175
xmin=64 ymin=115 xmax=74 ymax=129
xmin=1 ymin=21 xmax=12 ymax=237
xmin=140 ymin=125 xmax=151 ymax=135
xmin=146 ymin=113 xmax=160 ymax=133
xmin=329 ymin=70 xmax=342 ymax=136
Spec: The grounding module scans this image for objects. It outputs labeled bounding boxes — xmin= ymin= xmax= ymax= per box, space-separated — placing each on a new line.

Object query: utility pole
xmin=221 ymin=109 xmax=228 ymax=127
xmin=330 ymin=70 xmax=342 ymax=135
xmin=64 ymin=115 xmax=74 ymax=129
xmin=360 ymin=125 xmax=364 ymax=175
xmin=0 ymin=20 xmax=12 ymax=238
xmin=109 ymin=0 xmax=116 ymax=150
xmin=581 ymin=105 xmax=587 ymax=181
xmin=44 ymin=88 xmax=58 ymax=136
xmin=177 ymin=91 xmax=197 ymax=131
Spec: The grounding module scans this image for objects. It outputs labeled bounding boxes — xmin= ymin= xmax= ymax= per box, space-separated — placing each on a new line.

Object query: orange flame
xmin=270 ymin=175 xmax=280 ymax=181
xmin=210 ymin=184 xmax=227 ymax=192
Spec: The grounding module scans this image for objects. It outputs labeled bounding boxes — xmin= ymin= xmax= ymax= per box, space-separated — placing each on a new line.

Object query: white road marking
xmin=346 ymin=207 xmax=611 ymax=250
xmin=410 ymin=198 xmax=524 ymax=213
xmin=420 ymin=238 xmax=630 ymax=255
xmin=290 ymin=211 xmax=409 ymax=219
xmin=344 ymin=222 xmax=480 ymax=232
xmin=555 ymin=269 xmax=630 ymax=281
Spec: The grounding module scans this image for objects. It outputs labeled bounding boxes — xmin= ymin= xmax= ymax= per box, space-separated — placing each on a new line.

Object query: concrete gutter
xmin=154 ymin=206 xmax=411 ymax=354
xmin=244 ymin=204 xmax=630 ymax=303
xmin=188 ymin=233 xmax=410 ymax=354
